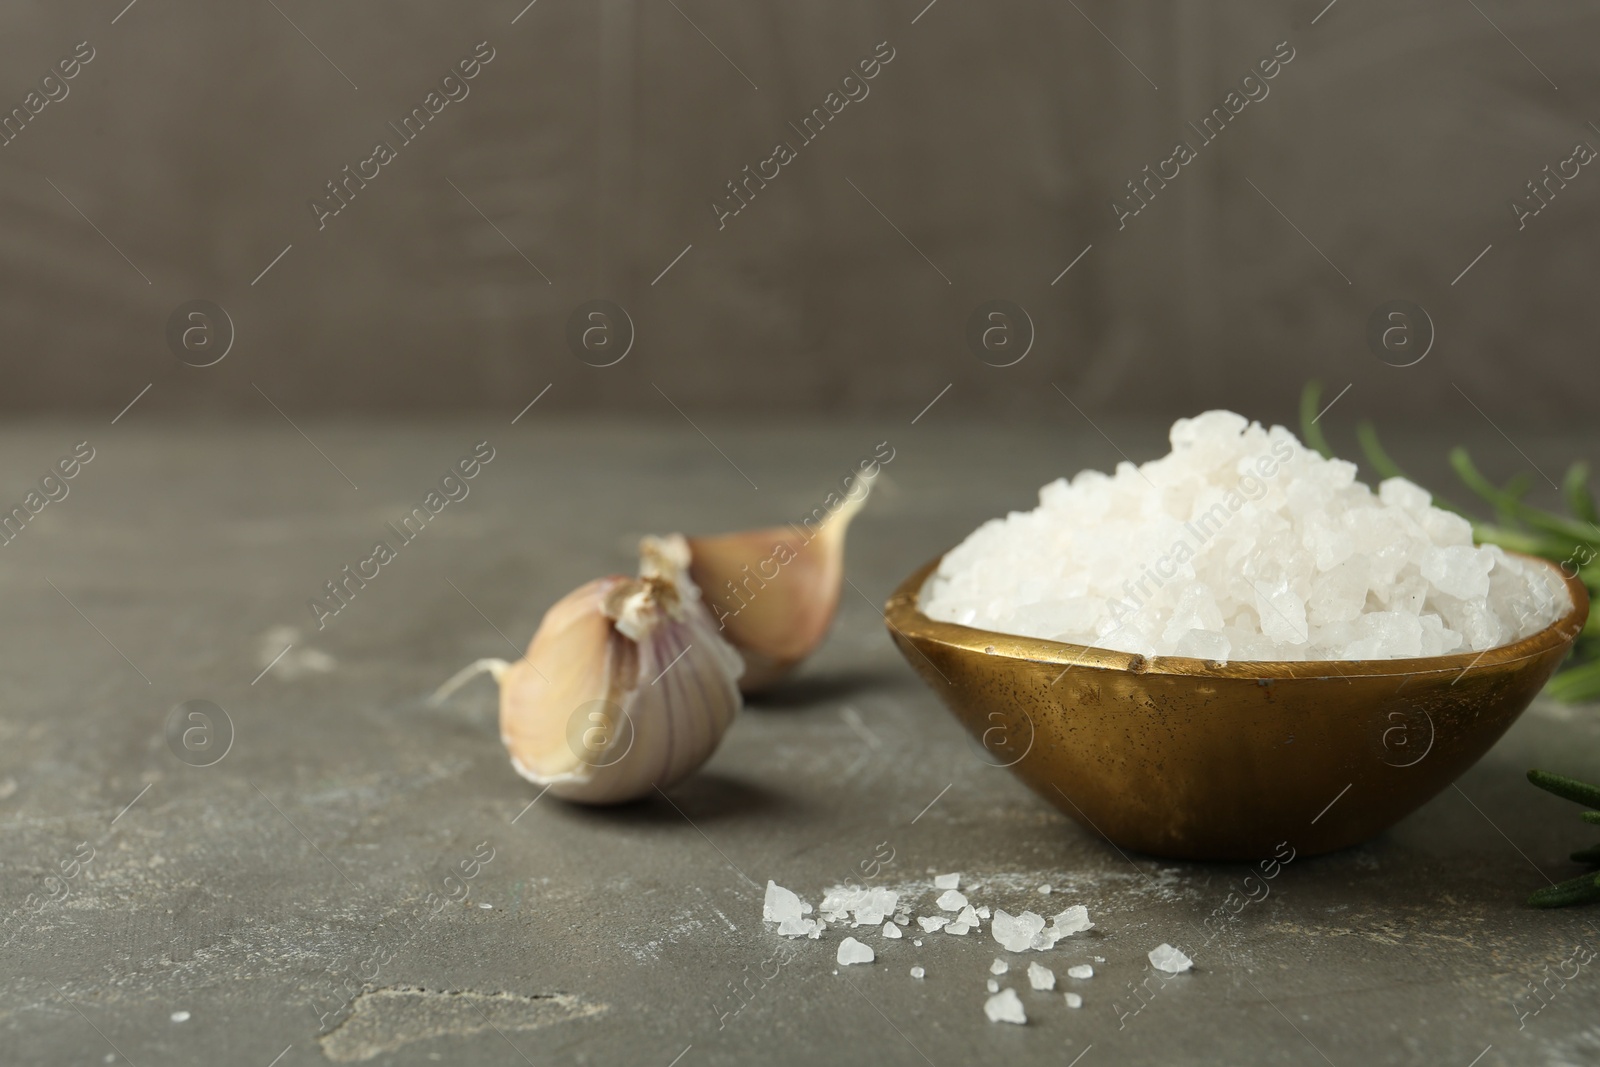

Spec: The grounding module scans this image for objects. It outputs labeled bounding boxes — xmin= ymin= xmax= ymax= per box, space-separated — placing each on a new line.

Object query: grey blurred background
xmin=0 ymin=0 xmax=1595 ymax=426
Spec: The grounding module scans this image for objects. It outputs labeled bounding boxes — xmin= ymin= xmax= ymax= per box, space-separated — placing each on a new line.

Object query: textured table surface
xmin=1 ymin=417 xmax=1598 ymax=1067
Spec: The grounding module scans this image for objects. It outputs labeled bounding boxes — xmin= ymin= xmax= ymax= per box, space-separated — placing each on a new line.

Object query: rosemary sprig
xmin=1527 ymin=771 xmax=1600 ymax=908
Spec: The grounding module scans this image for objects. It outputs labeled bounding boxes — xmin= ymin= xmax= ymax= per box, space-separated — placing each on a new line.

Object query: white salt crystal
xmin=1093 ymin=956 xmax=1105 ymax=963
xmin=1028 ymin=962 xmax=1055 ymax=990
xmin=913 ymin=939 xmax=923 ymax=947
xmin=984 ymin=988 xmax=1027 ymax=1024
xmin=990 ymin=959 xmax=1009 ymax=975
xmin=945 ymin=921 xmax=972 ymax=936
xmin=170 ymin=1011 xmax=190 ymax=1023
xmin=956 ymin=905 xmax=981 ymax=929
xmin=882 ymin=921 xmax=902 ymax=939
xmin=837 ymin=937 xmax=875 ymax=966
xmin=936 ymin=889 xmax=968 ymax=911
xmin=894 ymin=912 xmax=911 ymax=926
xmin=990 ymin=909 xmax=1047 ymax=952
xmin=1064 ymin=992 xmax=1083 ymax=1009
xmin=976 ymin=905 xmax=991 ymax=919
xmin=934 ymin=873 xmax=961 ymax=889
xmin=986 ymin=978 xmax=999 ymax=993
xmin=777 ymin=916 xmax=819 ymax=938
xmin=763 ymin=880 xmax=807 ymax=923
xmin=920 ymin=413 xmax=1570 ymax=661
xmin=1148 ymin=943 xmax=1193 ymax=974
xmin=1067 ymin=964 xmax=1093 ymax=979
xmin=910 ymin=966 xmax=926 ymax=979
xmin=1038 ymin=885 xmax=1052 ymax=895
xmin=1048 ymin=905 xmax=1093 ymax=937
xmin=917 ymin=916 xmax=948 ymax=933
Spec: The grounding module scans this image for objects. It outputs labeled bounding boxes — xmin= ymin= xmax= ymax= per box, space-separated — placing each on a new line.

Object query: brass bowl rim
xmin=886 ymin=549 xmax=1590 ymax=680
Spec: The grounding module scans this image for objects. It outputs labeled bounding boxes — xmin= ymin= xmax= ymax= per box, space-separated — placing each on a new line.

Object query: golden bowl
xmin=885 ymin=553 xmax=1590 ymax=861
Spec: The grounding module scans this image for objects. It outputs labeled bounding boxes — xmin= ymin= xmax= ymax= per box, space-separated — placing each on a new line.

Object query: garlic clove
xmin=685 ymin=480 xmax=871 ymax=692
xmin=498 ymin=576 xmax=638 ymax=788
xmin=441 ymin=548 xmax=745 ymax=805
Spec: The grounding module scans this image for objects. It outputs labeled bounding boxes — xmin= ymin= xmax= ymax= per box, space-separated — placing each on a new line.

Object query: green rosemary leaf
xmin=1566 ymin=461 xmax=1598 ymax=528
xmin=1547 ymin=660 xmax=1600 ymax=704
xmin=1453 ymin=448 xmax=1599 ymax=545
xmin=1299 ymin=382 xmax=1335 ymax=460
xmin=1585 ymin=811 xmax=1600 ymax=825
xmin=1528 ymin=769 xmax=1600 ymax=809
xmin=1529 ymin=871 xmax=1600 ymax=908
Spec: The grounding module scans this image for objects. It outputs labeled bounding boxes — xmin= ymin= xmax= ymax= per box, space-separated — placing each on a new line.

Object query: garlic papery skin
xmin=685 ymin=479 xmax=871 ymax=692
xmin=480 ymin=551 xmax=744 ymax=805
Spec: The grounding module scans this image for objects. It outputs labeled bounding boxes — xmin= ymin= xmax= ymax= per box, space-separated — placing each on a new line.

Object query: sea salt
xmin=1047 ymin=905 xmax=1093 ymax=939
xmin=917 ymin=916 xmax=948 ymax=933
xmin=922 ymin=411 xmax=1570 ymax=661
xmin=1039 ymin=885 xmax=1052 ymax=895
xmin=990 ymin=909 xmax=1047 ymax=952
xmin=935 ymin=873 xmax=961 ymax=889
xmin=911 ymin=966 xmax=926 ymax=979
xmin=777 ymin=916 xmax=822 ymax=938
xmin=945 ymin=921 xmax=972 ymax=936
xmin=914 ymin=939 xmax=923 ymax=947
xmin=883 ymin=921 xmax=903 ymax=939
xmin=987 ymin=978 xmax=1000 ymax=993
xmin=763 ymin=880 xmax=811 ymax=923
xmin=1064 ymin=992 xmax=1083 ymax=1008
xmin=1149 ymin=943 xmax=1193 ymax=974
xmin=1067 ymin=964 xmax=1093 ymax=979
xmin=976 ymin=905 xmax=991 ymax=919
xmin=991 ymin=958 xmax=1009 ymax=975
xmin=1028 ymin=963 xmax=1055 ymax=990
xmin=819 ymin=885 xmax=898 ymax=927
xmin=837 ymin=937 xmax=875 ymax=966
xmin=936 ymin=889 xmax=968 ymax=911
xmin=984 ymin=988 xmax=1027 ymax=1024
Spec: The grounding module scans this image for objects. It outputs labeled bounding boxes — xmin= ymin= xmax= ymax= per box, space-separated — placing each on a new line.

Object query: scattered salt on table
xmin=917 ymin=916 xmax=947 ymax=933
xmin=1028 ymin=962 xmax=1055 ymax=990
xmin=986 ymin=978 xmax=999 ymax=993
xmin=1149 ymin=943 xmax=1193 ymax=974
xmin=990 ymin=909 xmax=1046 ymax=952
xmin=984 ymin=988 xmax=1027 ymax=1024
xmin=1038 ymin=885 xmax=1052 ymax=895
xmin=1050 ymin=905 xmax=1093 ymax=937
xmin=777 ymin=916 xmax=821 ymax=938
xmin=934 ymin=873 xmax=961 ymax=889
xmin=936 ymin=889 xmax=968 ymax=911
xmin=882 ymin=921 xmax=902 ymax=939
xmin=990 ymin=959 xmax=1008 ymax=975
xmin=1067 ymin=964 xmax=1093 ymax=979
xmin=763 ymin=880 xmax=810 ymax=923
xmin=1064 ymin=992 xmax=1083 ymax=1009
xmin=836 ymin=937 xmax=875 ymax=966
xmin=910 ymin=966 xmax=926 ymax=979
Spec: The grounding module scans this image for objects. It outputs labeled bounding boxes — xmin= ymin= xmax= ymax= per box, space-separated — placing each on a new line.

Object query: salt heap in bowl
xmin=922 ymin=411 xmax=1570 ymax=663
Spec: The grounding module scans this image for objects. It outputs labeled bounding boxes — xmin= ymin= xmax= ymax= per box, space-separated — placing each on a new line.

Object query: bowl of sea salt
xmin=885 ymin=412 xmax=1588 ymax=859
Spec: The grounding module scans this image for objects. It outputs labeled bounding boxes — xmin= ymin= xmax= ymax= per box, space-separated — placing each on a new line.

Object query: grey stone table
xmin=2 ymin=416 xmax=1598 ymax=1066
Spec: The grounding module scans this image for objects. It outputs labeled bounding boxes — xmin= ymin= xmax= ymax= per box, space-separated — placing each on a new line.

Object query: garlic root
xmin=430 ymin=658 xmax=510 ymax=705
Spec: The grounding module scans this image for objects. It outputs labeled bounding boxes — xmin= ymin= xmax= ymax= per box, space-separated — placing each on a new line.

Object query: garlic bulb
xmin=436 ymin=537 xmax=744 ymax=804
xmin=686 ymin=478 xmax=871 ymax=692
